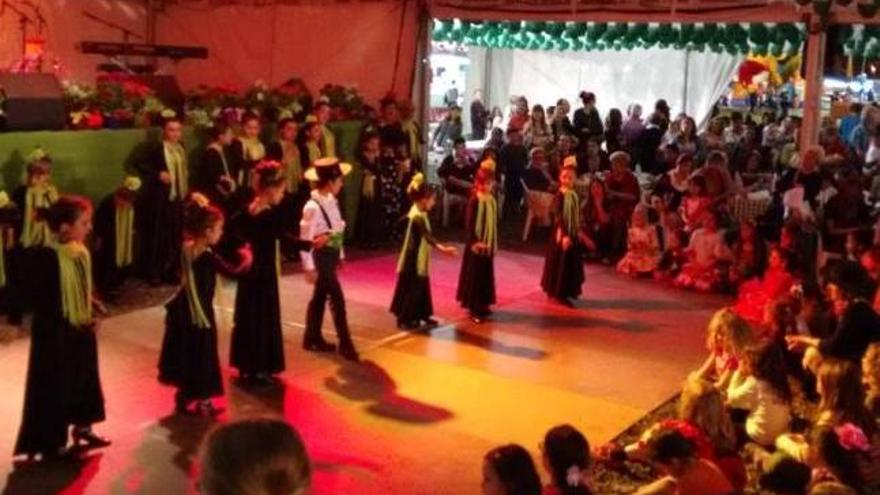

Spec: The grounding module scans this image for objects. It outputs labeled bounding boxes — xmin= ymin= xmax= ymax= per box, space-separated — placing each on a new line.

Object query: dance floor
xmin=0 ymin=250 xmax=728 ymax=494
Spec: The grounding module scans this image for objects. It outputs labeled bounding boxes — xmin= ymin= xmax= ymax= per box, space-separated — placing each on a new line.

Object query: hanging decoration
xmin=432 ymin=20 xmax=806 ymax=57
xmin=842 ymin=24 xmax=880 ymax=59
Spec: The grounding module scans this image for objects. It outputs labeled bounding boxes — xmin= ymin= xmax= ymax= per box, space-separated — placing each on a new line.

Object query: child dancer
xmin=541 ymin=162 xmax=593 ymax=307
xmin=15 ymin=196 xmax=109 ymax=460
xmin=229 ymin=112 xmax=265 ymax=188
xmin=93 ymin=176 xmax=141 ymax=299
xmin=456 ymin=166 xmax=498 ymax=323
xmin=391 ymin=173 xmax=458 ymax=330
xmin=229 ymin=161 xmax=292 ymax=383
xmin=9 ymin=154 xmax=58 ymax=325
xmin=136 ymin=116 xmax=188 ymax=285
xmin=159 ymin=194 xmax=251 ymax=415
xmin=300 ymin=157 xmax=359 ymax=361
xmin=617 ymin=204 xmax=661 ymax=277
xmin=13 ymin=151 xmax=58 ymax=249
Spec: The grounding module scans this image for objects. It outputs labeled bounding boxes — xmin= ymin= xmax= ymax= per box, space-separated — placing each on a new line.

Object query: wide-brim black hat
xmin=304 ymin=157 xmax=352 ymax=182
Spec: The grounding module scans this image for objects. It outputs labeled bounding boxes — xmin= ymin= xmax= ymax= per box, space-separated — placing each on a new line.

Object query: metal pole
xmin=682 ymin=48 xmax=690 ymax=116
xmin=800 ymin=16 xmax=826 ymax=150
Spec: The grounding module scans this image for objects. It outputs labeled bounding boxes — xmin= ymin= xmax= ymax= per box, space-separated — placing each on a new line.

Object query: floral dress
xmin=617 ymin=225 xmax=661 ymax=275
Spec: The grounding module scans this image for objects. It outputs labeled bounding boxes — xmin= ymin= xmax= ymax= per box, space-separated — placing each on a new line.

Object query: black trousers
xmin=304 ymin=248 xmax=354 ymax=348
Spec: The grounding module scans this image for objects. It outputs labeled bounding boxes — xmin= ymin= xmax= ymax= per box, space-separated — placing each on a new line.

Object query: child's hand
xmin=561 ymin=236 xmax=572 ymax=251
xmin=304 ymin=270 xmax=318 ymax=284
xmin=440 ymin=244 xmax=458 ymax=256
xmin=238 ymin=246 xmax=254 ymax=271
xmin=471 ymin=242 xmax=486 ymax=254
xmin=313 ymin=234 xmax=330 ymax=250
xmin=159 ymin=171 xmax=171 ymax=184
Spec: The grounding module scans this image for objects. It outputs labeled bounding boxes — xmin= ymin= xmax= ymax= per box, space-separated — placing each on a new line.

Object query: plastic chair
xmin=521 ymin=179 xmax=554 ymax=241
xmin=441 ymin=179 xmax=469 ymax=227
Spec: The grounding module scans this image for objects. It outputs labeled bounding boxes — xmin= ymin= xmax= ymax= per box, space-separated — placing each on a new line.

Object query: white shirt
xmin=727 ymin=370 xmax=791 ymax=447
xmin=299 ymin=189 xmax=346 ymax=271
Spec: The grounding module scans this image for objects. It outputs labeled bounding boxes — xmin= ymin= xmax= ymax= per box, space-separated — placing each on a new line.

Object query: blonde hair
xmin=809 ymin=482 xmax=857 ymax=495
xmin=864 ymin=343 xmax=880 ymax=389
xmin=679 ymin=378 xmax=736 ymax=454
xmin=705 ymin=308 xmax=753 ymax=354
xmin=817 ymin=360 xmax=875 ymax=435
xmin=200 ymin=418 xmax=311 ymax=495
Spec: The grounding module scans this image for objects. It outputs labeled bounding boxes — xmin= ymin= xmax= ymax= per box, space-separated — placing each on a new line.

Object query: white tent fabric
xmin=468 ymin=47 xmax=743 ymax=130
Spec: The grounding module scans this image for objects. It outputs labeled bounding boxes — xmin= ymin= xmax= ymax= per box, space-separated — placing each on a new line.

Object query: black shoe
xmin=556 ymin=297 xmax=574 ymax=308
xmin=303 ymin=340 xmax=337 ymax=353
xmin=338 ymin=345 xmax=360 ymax=362
xmin=71 ymin=429 xmax=111 ymax=450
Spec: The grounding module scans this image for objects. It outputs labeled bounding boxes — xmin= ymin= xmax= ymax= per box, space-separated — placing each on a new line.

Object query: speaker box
xmin=0 ymin=73 xmax=65 ymax=131
xmin=139 ymin=75 xmax=185 ymax=116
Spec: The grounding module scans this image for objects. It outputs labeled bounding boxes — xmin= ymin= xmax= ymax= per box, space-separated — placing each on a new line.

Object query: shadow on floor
xmin=325 ymin=360 xmax=453 ymax=424
xmin=491 ymin=309 xmax=656 ymax=333
xmin=109 ymin=413 xmax=216 ymax=493
xmin=429 ymin=326 xmax=548 ymax=361
xmin=577 ymin=297 xmax=702 ymax=312
xmin=3 ymin=452 xmax=102 ymax=495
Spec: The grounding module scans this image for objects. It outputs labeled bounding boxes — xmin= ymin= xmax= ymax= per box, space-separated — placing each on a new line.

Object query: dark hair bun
xmin=42 ymin=195 xmax=92 ymax=232
xmin=183 ymin=193 xmax=223 ymax=236
xmin=254 ymin=160 xmax=286 ymax=190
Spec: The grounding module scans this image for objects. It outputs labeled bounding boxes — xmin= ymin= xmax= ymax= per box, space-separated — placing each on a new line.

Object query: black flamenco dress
xmin=390 ymin=205 xmax=438 ymax=324
xmin=93 ymin=194 xmax=136 ymax=297
xmin=456 ymin=194 xmax=497 ymax=316
xmin=15 ymin=246 xmax=105 ymax=456
xmin=159 ymin=247 xmax=242 ymax=402
xmin=135 ymin=141 xmax=186 ymax=283
xmin=541 ymin=189 xmax=585 ymax=301
xmin=229 ymin=205 xmax=286 ymax=376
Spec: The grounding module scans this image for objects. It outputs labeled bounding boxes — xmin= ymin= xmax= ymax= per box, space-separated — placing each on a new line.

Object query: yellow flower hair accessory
xmin=407 ymin=172 xmax=425 ymax=195
xmin=563 ymin=155 xmax=578 ymax=170
xmin=0 ymin=191 xmax=9 ymax=208
xmin=190 ymin=192 xmax=210 ymax=209
xmin=27 ymin=147 xmax=49 ymax=164
xmin=123 ymin=176 xmax=142 ymax=192
xmin=480 ymin=158 xmax=496 ymax=172
xmin=160 ymin=109 xmax=177 ymax=119
xmin=304 ymin=114 xmax=318 ymax=124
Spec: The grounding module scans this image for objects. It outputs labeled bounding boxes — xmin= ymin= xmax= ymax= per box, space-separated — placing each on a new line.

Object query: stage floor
xmin=0 ymin=250 xmax=728 ymax=494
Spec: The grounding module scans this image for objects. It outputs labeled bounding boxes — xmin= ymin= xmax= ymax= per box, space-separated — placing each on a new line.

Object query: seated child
xmin=675 ymin=211 xmax=729 ymax=292
xmin=734 ymin=245 xmax=797 ymax=326
xmin=655 ymin=210 xmax=686 ymax=280
xmin=680 ymin=175 xmax=712 ymax=233
xmin=617 ymin=204 xmax=661 ymax=277
xmin=694 ymin=307 xmax=754 ymax=390
xmin=726 ymin=343 xmax=793 ymax=448
xmin=726 ymin=220 xmax=766 ymax=288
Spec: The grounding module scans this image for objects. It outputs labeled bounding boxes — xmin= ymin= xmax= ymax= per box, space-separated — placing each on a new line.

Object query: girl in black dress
xmin=135 ymin=117 xmax=188 ymax=285
xmin=159 ymin=194 xmax=252 ymax=416
xmin=356 ymin=132 xmax=384 ymax=248
xmin=541 ymin=163 xmax=592 ymax=306
xmin=8 ymin=157 xmax=57 ymax=325
xmin=456 ymin=166 xmax=497 ymax=323
xmin=92 ymin=176 xmax=140 ymax=299
xmin=15 ymin=196 xmax=110 ymax=460
xmin=267 ymin=118 xmax=308 ymax=258
xmin=194 ymin=121 xmax=236 ymax=208
xmin=228 ymin=161 xmax=292 ymax=382
xmin=229 ymin=112 xmax=266 ymax=188
xmin=390 ymin=173 xmax=458 ymax=330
